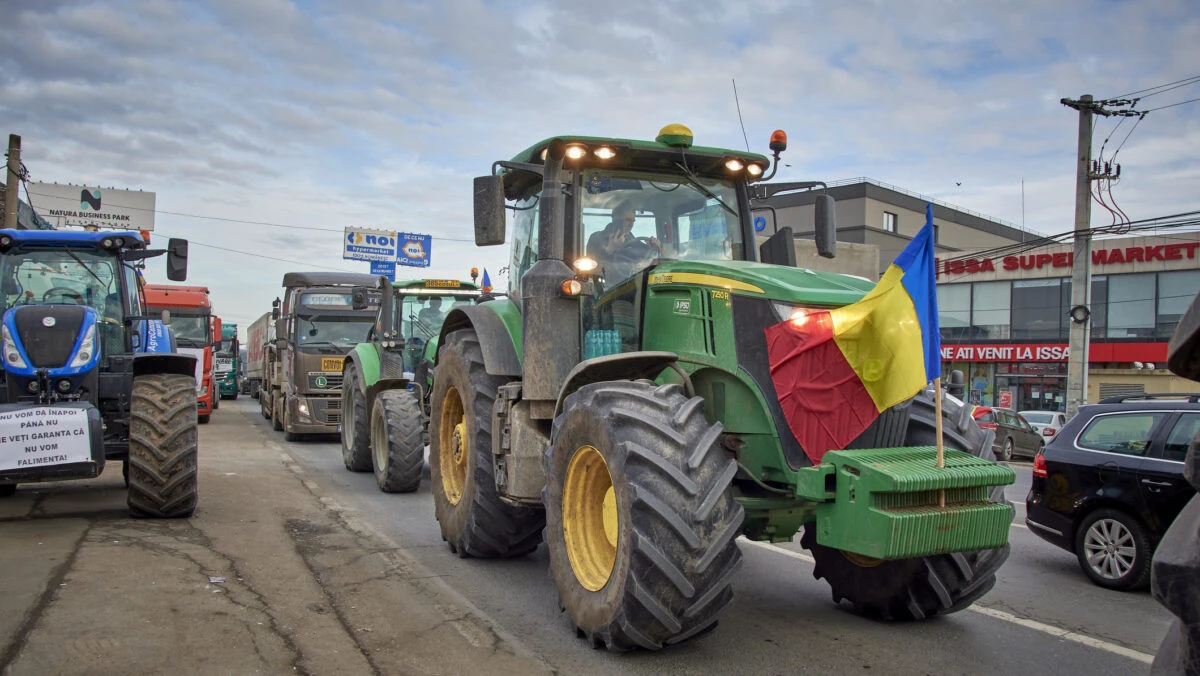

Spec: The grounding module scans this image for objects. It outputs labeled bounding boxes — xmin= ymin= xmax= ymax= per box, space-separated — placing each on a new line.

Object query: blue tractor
xmin=0 ymin=229 xmax=200 ymax=517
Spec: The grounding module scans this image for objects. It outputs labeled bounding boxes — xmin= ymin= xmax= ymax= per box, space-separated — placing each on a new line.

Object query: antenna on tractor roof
xmin=732 ymin=78 xmax=751 ymax=152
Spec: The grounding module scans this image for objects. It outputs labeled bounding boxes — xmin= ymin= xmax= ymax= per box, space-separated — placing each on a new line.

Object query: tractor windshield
xmin=399 ymin=293 xmax=475 ymax=342
xmin=579 ymin=169 xmax=743 ymax=286
xmin=1 ymin=247 xmax=121 ymax=316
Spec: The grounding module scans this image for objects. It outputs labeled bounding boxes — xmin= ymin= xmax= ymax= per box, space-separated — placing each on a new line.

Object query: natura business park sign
xmin=27 ymin=183 xmax=156 ymax=231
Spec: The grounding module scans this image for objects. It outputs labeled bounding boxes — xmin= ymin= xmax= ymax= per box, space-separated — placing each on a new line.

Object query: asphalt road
xmin=1 ymin=399 xmax=1174 ymax=675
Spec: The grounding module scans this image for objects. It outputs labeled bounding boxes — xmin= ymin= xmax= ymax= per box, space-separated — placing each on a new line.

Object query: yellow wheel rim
xmin=841 ymin=551 xmax=885 ymax=568
xmin=562 ymin=445 xmax=618 ymax=592
xmin=439 ymin=386 xmax=467 ymax=505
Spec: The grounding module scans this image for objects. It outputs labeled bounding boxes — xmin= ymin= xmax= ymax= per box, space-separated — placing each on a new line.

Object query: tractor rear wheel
xmin=802 ymin=388 xmax=1010 ymax=620
xmin=430 ymin=329 xmax=543 ymax=557
xmin=545 ymin=381 xmax=744 ymax=651
xmin=128 ymin=373 xmax=199 ymax=518
xmin=341 ymin=364 xmax=372 ymax=471
xmin=372 ymin=389 xmax=424 ymax=493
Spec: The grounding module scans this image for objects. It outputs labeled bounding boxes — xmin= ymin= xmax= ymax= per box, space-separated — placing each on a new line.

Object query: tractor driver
xmin=416 ymin=297 xmax=445 ymax=337
xmin=586 ymin=202 xmax=659 ymax=281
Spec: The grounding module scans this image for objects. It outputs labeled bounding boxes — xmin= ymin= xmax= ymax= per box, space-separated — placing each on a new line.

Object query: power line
xmin=153 ymin=232 xmax=363 ymax=273
xmin=1141 ymin=96 xmax=1200 ymax=113
xmin=1107 ymin=75 xmax=1200 ymax=99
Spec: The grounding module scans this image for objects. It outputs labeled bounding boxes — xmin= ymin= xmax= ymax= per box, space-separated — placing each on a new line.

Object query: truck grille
xmin=13 ymin=306 xmax=87 ymax=368
xmin=307 ymin=373 xmax=343 ymax=390
xmin=311 ymin=397 xmax=341 ymax=425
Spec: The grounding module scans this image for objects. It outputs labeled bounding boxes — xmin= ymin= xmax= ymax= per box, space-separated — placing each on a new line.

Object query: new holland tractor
xmin=0 ymin=229 xmax=199 ymax=518
xmin=425 ymin=125 xmax=1015 ymax=651
xmin=341 ymin=276 xmax=480 ymax=493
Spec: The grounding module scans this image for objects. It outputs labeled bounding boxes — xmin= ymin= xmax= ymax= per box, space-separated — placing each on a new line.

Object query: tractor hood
xmin=647 ymin=260 xmax=875 ymax=308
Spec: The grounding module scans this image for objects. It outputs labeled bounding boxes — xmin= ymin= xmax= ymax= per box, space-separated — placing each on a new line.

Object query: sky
xmin=2 ymin=0 xmax=1198 ymax=338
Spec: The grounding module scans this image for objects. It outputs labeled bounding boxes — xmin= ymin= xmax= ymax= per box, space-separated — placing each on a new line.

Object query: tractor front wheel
xmin=545 ymin=381 xmax=744 ymax=651
xmin=341 ymin=364 xmax=371 ymax=471
xmin=429 ymin=329 xmax=543 ymax=558
xmin=372 ymin=389 xmax=424 ymax=493
xmin=802 ymin=388 xmax=1010 ymax=620
xmin=127 ymin=373 xmax=199 ymax=518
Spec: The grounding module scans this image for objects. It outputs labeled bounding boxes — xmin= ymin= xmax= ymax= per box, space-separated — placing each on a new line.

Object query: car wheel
xmin=999 ymin=437 xmax=1013 ymax=462
xmin=1075 ymin=509 xmax=1152 ymax=590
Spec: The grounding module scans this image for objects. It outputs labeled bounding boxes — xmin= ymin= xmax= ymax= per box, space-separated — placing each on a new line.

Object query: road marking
xmin=967 ymin=606 xmax=1154 ymax=664
xmin=741 ymin=538 xmax=1155 ymax=665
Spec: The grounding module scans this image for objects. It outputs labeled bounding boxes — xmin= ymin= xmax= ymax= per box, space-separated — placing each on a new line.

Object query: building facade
xmin=765 ymin=179 xmax=1200 ymax=412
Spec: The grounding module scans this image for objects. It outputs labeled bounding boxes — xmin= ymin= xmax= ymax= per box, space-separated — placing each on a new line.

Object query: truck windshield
xmin=155 ymin=312 xmax=208 ymax=347
xmin=579 ymin=169 xmax=743 ymax=286
xmin=294 ymin=315 xmax=373 ymax=352
xmin=1 ymin=248 xmax=121 ymax=314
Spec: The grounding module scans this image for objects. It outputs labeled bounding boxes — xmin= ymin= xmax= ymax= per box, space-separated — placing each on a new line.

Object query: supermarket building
xmin=764 ymin=179 xmax=1200 ymax=411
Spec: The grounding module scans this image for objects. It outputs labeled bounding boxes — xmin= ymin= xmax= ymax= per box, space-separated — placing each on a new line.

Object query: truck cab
xmin=144 ymin=284 xmax=217 ymax=422
xmin=216 ymin=323 xmax=239 ymax=400
xmin=262 ymin=272 xmax=380 ymax=438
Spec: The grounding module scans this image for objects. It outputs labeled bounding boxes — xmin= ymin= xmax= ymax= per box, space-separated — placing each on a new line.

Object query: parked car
xmin=1025 ymin=393 xmax=1200 ymax=590
xmin=972 ymin=406 xmax=1044 ymax=461
xmin=1020 ymin=410 xmax=1069 ymax=444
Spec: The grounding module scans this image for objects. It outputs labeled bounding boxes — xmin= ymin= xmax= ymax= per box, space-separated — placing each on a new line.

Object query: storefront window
xmin=1012 ymin=279 xmax=1064 ymax=340
xmin=1091 ymin=276 xmax=1107 ymax=336
xmin=1107 ymin=273 xmax=1156 ymax=339
xmin=971 ymin=281 xmax=1010 ymax=339
xmin=938 ymin=284 xmax=971 ymax=341
xmin=1157 ymin=270 xmax=1200 ymax=339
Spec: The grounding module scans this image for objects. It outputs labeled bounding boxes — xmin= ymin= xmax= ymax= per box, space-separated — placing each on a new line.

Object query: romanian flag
xmin=766 ymin=204 xmax=941 ymax=464
xmin=481 ymin=268 xmax=493 ymax=293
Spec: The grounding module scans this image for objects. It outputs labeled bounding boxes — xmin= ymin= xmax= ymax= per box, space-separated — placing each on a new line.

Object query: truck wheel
xmin=430 ymin=329 xmax=543 ymax=557
xmin=341 ymin=363 xmax=372 ymax=471
xmin=284 ymin=406 xmax=301 ymax=442
xmin=261 ymin=394 xmax=271 ymax=420
xmin=212 ymin=395 xmax=219 ymax=410
xmin=272 ymin=398 xmax=284 ymax=432
xmin=802 ymin=388 xmax=1010 ymax=620
xmin=545 ymin=381 xmax=743 ymax=651
xmin=372 ymin=389 xmax=424 ymax=493
xmin=0 ymin=484 xmax=15 ymax=498
xmin=128 ymin=373 xmax=199 ymax=518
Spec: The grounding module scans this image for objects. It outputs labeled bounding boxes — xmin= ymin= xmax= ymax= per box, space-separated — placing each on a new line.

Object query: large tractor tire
xmin=128 ymin=373 xmax=199 ymax=518
xmin=429 ymin=329 xmax=543 ymax=558
xmin=371 ymin=389 xmax=424 ymax=493
xmin=801 ymin=388 xmax=1010 ymax=620
xmin=341 ymin=363 xmax=371 ymax=472
xmin=545 ymin=381 xmax=744 ymax=651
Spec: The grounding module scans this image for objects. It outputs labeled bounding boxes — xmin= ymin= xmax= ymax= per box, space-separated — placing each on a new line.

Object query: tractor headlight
xmin=771 ymin=301 xmax=818 ymax=327
xmin=68 ymin=325 xmax=97 ymax=368
xmin=2 ymin=325 xmax=27 ymax=369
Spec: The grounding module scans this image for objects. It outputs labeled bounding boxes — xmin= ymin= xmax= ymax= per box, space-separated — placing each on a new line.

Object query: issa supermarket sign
xmin=397 ymin=232 xmax=432 ymax=268
xmin=344 ymin=227 xmax=398 ymax=262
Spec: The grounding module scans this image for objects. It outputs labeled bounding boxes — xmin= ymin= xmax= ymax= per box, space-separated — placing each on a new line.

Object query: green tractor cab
xmin=426 ymin=125 xmax=1014 ymax=650
xmin=341 ymin=276 xmax=481 ymax=492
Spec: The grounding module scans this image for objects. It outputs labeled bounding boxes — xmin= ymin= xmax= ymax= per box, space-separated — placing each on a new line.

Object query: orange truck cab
xmin=143 ymin=284 xmax=220 ymax=423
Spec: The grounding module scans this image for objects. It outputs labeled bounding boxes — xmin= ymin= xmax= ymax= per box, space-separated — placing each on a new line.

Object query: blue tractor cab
xmin=0 ymin=229 xmax=201 ymax=517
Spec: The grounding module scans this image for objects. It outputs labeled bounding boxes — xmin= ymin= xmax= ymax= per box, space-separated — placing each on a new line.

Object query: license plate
xmin=0 ymin=407 xmax=93 ymax=472
xmin=321 ymin=358 xmax=344 ymax=372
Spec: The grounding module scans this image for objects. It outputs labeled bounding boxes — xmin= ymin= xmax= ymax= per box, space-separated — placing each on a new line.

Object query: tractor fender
xmin=438 ymin=304 xmax=521 ymax=377
xmin=553 ymin=351 xmax=680 ymax=418
xmin=344 ymin=344 xmax=378 ymax=394
xmin=133 ymin=352 xmax=197 ymax=379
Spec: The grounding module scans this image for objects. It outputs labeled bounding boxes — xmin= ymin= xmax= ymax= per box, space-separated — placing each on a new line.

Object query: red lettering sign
xmin=939 ymin=242 xmax=1198 ymax=277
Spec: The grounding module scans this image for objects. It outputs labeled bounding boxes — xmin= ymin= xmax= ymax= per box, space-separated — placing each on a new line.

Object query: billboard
xmin=27 ymin=183 xmax=156 ymax=231
xmin=343 ymin=227 xmax=398 ymax=262
xmin=397 ymin=232 xmax=432 ymax=268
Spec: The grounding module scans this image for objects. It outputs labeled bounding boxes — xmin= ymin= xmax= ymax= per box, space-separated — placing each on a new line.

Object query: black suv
xmin=1025 ymin=393 xmax=1199 ymax=590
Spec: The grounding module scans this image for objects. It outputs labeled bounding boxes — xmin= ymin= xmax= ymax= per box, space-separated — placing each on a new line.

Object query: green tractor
xmin=341 ymin=277 xmax=481 ymax=492
xmin=429 ymin=124 xmax=1015 ymax=651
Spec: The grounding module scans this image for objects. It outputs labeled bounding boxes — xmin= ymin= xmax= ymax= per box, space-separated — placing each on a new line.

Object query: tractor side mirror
xmin=759 ymin=227 xmax=796 ymax=267
xmin=814 ymin=195 xmax=837 ymax=259
xmin=351 ymin=286 xmax=370 ymax=311
xmin=166 ymin=238 xmax=189 ymax=281
xmin=946 ymin=369 xmax=966 ymax=398
xmin=473 ymin=175 xmax=506 ymax=246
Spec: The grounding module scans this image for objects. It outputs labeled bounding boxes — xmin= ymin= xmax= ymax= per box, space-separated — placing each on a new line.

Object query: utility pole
xmin=1059 ymin=95 xmax=1138 ymax=418
xmin=3 ymin=134 xmax=20 ymax=230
